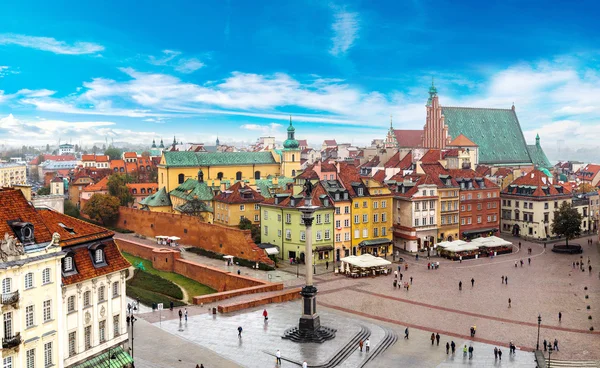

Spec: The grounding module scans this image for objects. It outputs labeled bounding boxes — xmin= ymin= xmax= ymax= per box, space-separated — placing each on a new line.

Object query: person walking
xmin=505 ymin=276 xmax=508 ymax=285
xmin=365 ymin=338 xmax=370 ymax=353
xmin=498 ymin=348 xmax=502 ymax=360
xmin=446 ymin=342 xmax=450 ymax=354
xmin=508 ymin=298 xmax=511 ymax=308
xmin=515 ymin=261 xmax=518 ymax=268
xmin=501 ymin=275 xmax=504 ymax=284
xmin=302 ymin=361 xmax=308 ymax=368
xmin=459 ymin=281 xmax=462 ymax=291
xmin=410 ymin=276 xmax=413 ymax=285
xmin=394 ymin=270 xmax=398 ymax=278
xmin=399 ymin=273 xmax=403 ymax=281
xmin=468 ymin=345 xmax=474 ymax=359
xmin=494 ymin=347 xmax=498 ymax=360
xmin=170 ymin=301 xmax=174 ymax=311
xmin=471 ymin=278 xmax=475 ymax=287
xmin=573 ymin=261 xmax=576 ymax=269
xmin=436 ymin=333 xmax=440 ymax=346
xmin=431 ymin=333 xmax=435 ymax=345
xmin=179 ymin=309 xmax=183 ymax=321
xmin=325 ymin=261 xmax=329 ymax=270
xmin=544 ymin=242 xmax=547 ymax=248
xmin=263 ymin=309 xmax=268 ymax=322
xmin=553 ymin=339 xmax=559 ymax=351
xmin=463 ymin=345 xmax=468 ymax=357
xmin=520 ymin=259 xmax=524 ymax=267
xmin=393 ymin=279 xmax=397 ymax=288
xmin=543 ymin=339 xmax=547 ymax=351
xmin=184 ymin=308 xmax=188 ymax=322
xmin=558 ymin=312 xmax=562 ymax=322
xmin=237 ymin=326 xmax=243 ymax=338
xmin=518 ymin=241 xmax=521 ymax=249
xmin=359 ymin=339 xmax=363 ymax=352
xmin=126 ymin=315 xmax=130 ymax=326
xmin=528 ymin=257 xmax=531 ymax=265
xmin=276 ymin=349 xmax=282 ymax=365
xmin=451 ymin=341 xmax=456 ymax=355
xmin=404 ymin=327 xmax=409 ymax=339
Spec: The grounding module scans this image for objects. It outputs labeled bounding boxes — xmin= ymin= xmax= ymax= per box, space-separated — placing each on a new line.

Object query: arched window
xmin=147 ymin=188 xmax=153 ymax=193
xmin=292 ymin=154 xmax=295 ymax=162
xmin=292 ymin=170 xmax=296 ymax=177
xmin=254 ymin=171 xmax=260 ymax=179
xmin=236 ymin=171 xmax=242 ymax=181
xmin=132 ymin=189 xmax=137 ymax=194
xmin=2 ymin=278 xmax=12 ymax=293
xmin=140 ymin=166 xmax=145 ymax=171
xmin=120 ymin=167 xmax=124 ymax=172
xmin=178 ymin=173 xmax=185 ymax=184
xmin=146 ymin=166 xmax=151 ymax=171
xmin=113 ymin=168 xmax=118 ymax=172
xmin=217 ymin=172 xmax=224 ymax=180
xmin=141 ymin=188 xmax=146 ymax=194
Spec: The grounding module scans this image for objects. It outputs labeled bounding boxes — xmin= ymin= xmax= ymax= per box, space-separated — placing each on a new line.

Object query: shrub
xmin=185 ymin=247 xmax=275 ymax=271
xmin=128 ymin=269 xmax=183 ymax=300
xmin=126 ymin=285 xmax=185 ymax=308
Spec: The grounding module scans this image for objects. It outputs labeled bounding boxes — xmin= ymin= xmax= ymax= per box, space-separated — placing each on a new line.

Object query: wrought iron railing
xmin=1 ymin=291 xmax=19 ymax=305
xmin=2 ymin=332 xmax=21 ymax=349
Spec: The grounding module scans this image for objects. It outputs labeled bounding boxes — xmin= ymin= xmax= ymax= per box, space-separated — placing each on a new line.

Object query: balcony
xmin=2 ymin=333 xmax=21 ymax=349
xmin=1 ymin=291 xmax=19 ymax=306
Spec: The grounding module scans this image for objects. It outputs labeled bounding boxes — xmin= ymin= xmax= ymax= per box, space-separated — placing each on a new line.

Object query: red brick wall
xmin=459 ymin=188 xmax=501 ymax=239
xmin=217 ymin=288 xmax=302 ymax=313
xmin=117 ymin=207 xmax=273 ymax=265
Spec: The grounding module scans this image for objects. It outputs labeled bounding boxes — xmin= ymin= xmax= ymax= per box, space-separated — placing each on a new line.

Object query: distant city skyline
xmin=1 ymin=1 xmax=599 ymax=161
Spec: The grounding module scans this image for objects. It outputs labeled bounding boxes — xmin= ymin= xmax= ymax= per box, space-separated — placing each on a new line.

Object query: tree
xmin=141 ymin=151 xmax=151 ymax=157
xmin=64 ymin=200 xmax=80 ymax=218
xmin=551 ymin=201 xmax=582 ymax=246
xmin=104 ymin=147 xmax=122 ymax=160
xmin=239 ymin=217 xmax=261 ymax=244
xmin=107 ymin=174 xmax=134 ymax=206
xmin=92 ymin=145 xmax=98 ymax=154
xmin=576 ymin=182 xmax=595 ymax=194
xmin=82 ymin=194 xmax=120 ymax=225
xmin=37 ymin=186 xmax=51 ymax=195
xmin=178 ymin=197 xmax=207 ymax=221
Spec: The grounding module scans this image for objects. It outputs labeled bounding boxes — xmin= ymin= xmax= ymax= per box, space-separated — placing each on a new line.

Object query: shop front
xmin=462 ymin=227 xmax=498 ymax=240
xmin=358 ymin=238 xmax=392 ymax=258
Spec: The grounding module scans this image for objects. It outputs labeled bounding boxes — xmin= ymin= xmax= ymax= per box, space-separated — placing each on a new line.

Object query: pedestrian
xmin=416 ymin=253 xmax=419 ymax=261
xmin=410 ymin=276 xmax=413 ymax=285
xmin=459 ymin=281 xmax=462 ymax=290
xmin=359 ymin=339 xmax=363 ymax=352
xmin=237 ymin=269 xmax=241 ymax=275
xmin=508 ymin=298 xmax=511 ymax=308
xmin=178 ymin=309 xmax=183 ymax=321
xmin=558 ymin=312 xmax=562 ymax=322
xmin=528 ymin=257 xmax=531 ymax=265
xmin=518 ymin=242 xmax=521 ymax=249
xmin=302 ymin=361 xmax=308 ymax=368
xmin=400 ymin=273 xmax=403 ymax=281
xmin=494 ymin=347 xmax=498 ymax=359
xmin=404 ymin=327 xmax=409 ymax=339
xmin=515 ymin=261 xmax=518 ymax=268
xmin=463 ymin=344 xmax=468 ymax=357
xmin=276 ymin=349 xmax=282 ymax=365
xmin=501 ymin=275 xmax=504 ymax=284
xmin=407 ymin=283 xmax=410 ymax=291
xmin=505 ymin=276 xmax=508 ymax=285
xmin=553 ymin=339 xmax=559 ymax=351
xmin=436 ymin=333 xmax=440 ymax=346
xmin=365 ymin=338 xmax=370 ymax=353
xmin=394 ymin=270 xmax=398 ymax=278
xmin=127 ymin=302 xmax=132 ymax=314
xmin=590 ymin=265 xmax=593 ymax=273
xmin=520 ymin=259 xmax=524 ymax=267
xmin=263 ymin=309 xmax=268 ymax=321
xmin=393 ymin=279 xmax=397 ymax=288
xmin=468 ymin=345 xmax=474 ymax=359
xmin=431 ymin=333 xmax=435 ymax=345
xmin=170 ymin=301 xmax=174 ymax=311
xmin=451 ymin=341 xmax=456 ymax=354
xmin=126 ymin=315 xmax=130 ymax=326
xmin=326 ymin=261 xmax=329 ymax=270
xmin=544 ymin=242 xmax=546 ymax=249
xmin=446 ymin=342 xmax=450 ymax=354
xmin=471 ymin=278 xmax=475 ymax=287
xmin=498 ymin=348 xmax=502 ymax=360
xmin=428 ymin=262 xmax=430 ymax=270
xmin=184 ymin=308 xmax=188 ymax=322
xmin=543 ymin=339 xmax=547 ymax=351
xmin=573 ymin=261 xmax=576 ymax=269
xmin=238 ymin=326 xmax=243 ymax=338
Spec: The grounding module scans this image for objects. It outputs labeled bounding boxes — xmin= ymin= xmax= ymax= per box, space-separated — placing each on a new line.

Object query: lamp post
xmin=130 ymin=316 xmax=137 ymax=360
xmin=536 ymin=315 xmax=541 ymax=350
xmin=296 ymin=246 xmax=299 ymax=278
xmin=547 ymin=343 xmax=553 ymax=368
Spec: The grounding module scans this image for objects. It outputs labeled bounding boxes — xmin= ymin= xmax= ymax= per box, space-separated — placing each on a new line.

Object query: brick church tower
xmin=422 ymin=79 xmax=451 ymax=149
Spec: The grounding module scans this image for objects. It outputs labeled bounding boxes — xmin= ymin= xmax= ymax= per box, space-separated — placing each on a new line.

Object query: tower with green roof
xmin=281 ymin=117 xmax=301 ymax=178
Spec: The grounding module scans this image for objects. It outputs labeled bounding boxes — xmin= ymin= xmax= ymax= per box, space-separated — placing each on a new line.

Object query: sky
xmin=0 ymin=0 xmax=599 ymax=161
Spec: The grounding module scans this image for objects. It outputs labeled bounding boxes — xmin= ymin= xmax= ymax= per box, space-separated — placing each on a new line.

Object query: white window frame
xmin=25 ymin=272 xmax=34 ymax=289
xmin=316 ymin=231 xmax=322 ymax=241
xmin=26 ymin=349 xmax=35 ymax=368
xmin=68 ymin=331 xmax=77 ymax=357
xmin=84 ymin=291 xmax=91 ymax=307
xmin=239 ymin=204 xmax=245 ymax=211
xmin=112 ymin=282 xmax=119 ymax=298
xmin=344 ymin=232 xmax=350 ymax=241
xmin=25 ymin=305 xmax=35 ymax=328
xmin=285 ymin=229 xmax=291 ymax=240
xmin=300 ymin=231 xmax=305 ymax=241
xmin=325 ymin=214 xmax=330 ymax=223
xmin=362 ymin=229 xmax=368 ymax=238
xmin=43 ymin=300 xmax=51 ymax=322
xmin=94 ymin=249 xmax=103 ymax=264
xmin=44 ymin=341 xmax=53 ymax=367
xmin=98 ymin=285 xmax=105 ymax=302
xmin=324 ymin=230 xmax=331 ymax=240
xmin=3 ymin=356 xmax=12 ymax=368
xmin=42 ymin=268 xmax=51 ymax=284
xmin=99 ymin=320 xmax=106 ymax=343
xmin=354 ymin=229 xmax=360 ymax=239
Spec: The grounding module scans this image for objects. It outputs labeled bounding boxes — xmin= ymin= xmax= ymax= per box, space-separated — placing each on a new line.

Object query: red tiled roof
xmin=475 ymin=165 xmax=492 ymax=176
xmin=110 ymin=160 xmax=125 ymax=170
xmin=324 ymin=140 xmax=337 ymax=146
xmin=385 ymin=152 xmax=413 ymax=170
xmin=123 ymin=152 xmax=138 ymax=158
xmin=503 ymin=169 xmax=570 ymax=197
xmin=447 ymin=168 xmax=498 ymax=190
xmin=37 ymin=209 xmax=114 ymax=247
xmin=494 ymin=168 xmax=512 ymax=178
xmin=297 ymin=140 xmax=308 ymax=147
xmin=126 ymin=183 xmax=158 ymax=196
xmin=297 ymin=165 xmax=319 ymax=180
xmin=51 ymin=176 xmax=64 ymax=183
xmin=263 ymin=181 xmax=331 ymax=208
xmin=95 ymin=155 xmax=109 ymax=162
xmin=362 ymin=156 xmax=380 ymax=168
xmin=0 ymin=189 xmax=53 ymax=243
xmin=214 ymin=181 xmax=264 ymax=204
xmin=420 ymin=149 xmax=442 ymax=163
xmin=372 ymin=170 xmax=386 ymax=182
xmin=29 ymin=154 xmax=77 ymax=165
xmin=62 ymin=239 xmax=130 ymax=285
xmin=393 ymin=129 xmax=422 ymax=148
xmin=337 ymin=162 xmax=364 ymax=197
xmin=442 ymin=149 xmax=459 ymax=158
xmin=83 ymin=176 xmax=110 ymax=192
xmin=449 ymin=134 xmax=478 ymax=147
xmin=81 ymin=154 xmax=96 ymax=161
xmin=575 ymin=164 xmax=600 ymax=181
xmin=320 ymin=162 xmax=336 ymax=172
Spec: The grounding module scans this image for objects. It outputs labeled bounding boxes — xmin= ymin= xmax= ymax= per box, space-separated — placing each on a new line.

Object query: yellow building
xmin=0 ymin=163 xmax=26 ymax=187
xmin=280 ymin=119 xmax=301 ymax=178
xmin=213 ymin=181 xmax=264 ymax=227
xmin=139 ymin=187 xmax=173 ymax=212
xmin=338 ymin=164 xmax=393 ymax=257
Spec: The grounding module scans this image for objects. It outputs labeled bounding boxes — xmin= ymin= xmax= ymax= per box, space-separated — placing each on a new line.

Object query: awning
xmin=358 ymin=238 xmax=392 ymax=247
xmin=315 ymin=245 xmax=334 ymax=252
xmin=393 ymin=232 xmax=418 ymax=240
xmin=462 ymin=228 xmax=498 ymax=236
xmin=70 ymin=346 xmax=133 ymax=368
xmin=470 ymin=236 xmax=512 ymax=248
xmin=264 ymin=247 xmax=279 ymax=255
xmin=340 ymin=254 xmax=392 ymax=268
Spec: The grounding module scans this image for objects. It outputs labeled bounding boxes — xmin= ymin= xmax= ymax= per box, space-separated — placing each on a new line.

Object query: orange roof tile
xmin=214 ymin=181 xmax=264 ymax=204
xmin=449 ymin=134 xmax=478 ymax=147
xmin=392 ymin=130 xmax=422 ymax=148
xmin=123 ymin=152 xmax=138 ymax=158
xmin=503 ymin=169 xmax=570 ymax=197
xmin=83 ymin=176 xmax=110 ymax=192
xmin=420 ymin=149 xmax=442 ymax=163
xmin=37 ymin=209 xmax=114 ymax=247
xmin=0 ymin=189 xmax=53 ymax=243
xmin=62 ymin=239 xmax=130 ymax=285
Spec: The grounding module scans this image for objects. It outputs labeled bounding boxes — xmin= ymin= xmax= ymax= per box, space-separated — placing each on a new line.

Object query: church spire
xmin=390 ymin=114 xmax=393 ymax=128
xmin=536 ymin=133 xmax=540 ymax=147
xmin=427 ymin=77 xmax=437 ymax=106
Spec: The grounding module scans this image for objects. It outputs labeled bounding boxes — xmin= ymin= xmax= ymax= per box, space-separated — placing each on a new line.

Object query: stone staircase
xmin=357 ymin=327 xmax=398 ymax=368
xmin=544 ymin=360 xmax=599 ymax=367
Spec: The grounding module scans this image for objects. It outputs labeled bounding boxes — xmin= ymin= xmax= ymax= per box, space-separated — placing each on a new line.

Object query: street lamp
xmin=296 ymin=246 xmax=299 ymax=278
xmin=547 ymin=343 xmax=554 ymax=368
xmin=536 ymin=315 xmax=541 ymax=350
xmin=130 ymin=316 xmax=137 ymax=360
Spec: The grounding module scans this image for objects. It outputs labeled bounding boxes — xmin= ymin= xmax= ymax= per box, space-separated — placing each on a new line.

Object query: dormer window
xmin=88 ymin=243 xmax=108 ymax=268
xmin=58 ymin=223 xmax=76 ymax=235
xmin=357 ymin=188 xmax=364 ymax=196
xmin=64 ymin=256 xmax=74 ymax=272
xmin=95 ymin=249 xmax=104 ymax=264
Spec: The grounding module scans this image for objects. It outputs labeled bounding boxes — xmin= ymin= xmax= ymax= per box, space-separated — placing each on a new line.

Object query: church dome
xmin=283 ymin=117 xmax=299 ymax=149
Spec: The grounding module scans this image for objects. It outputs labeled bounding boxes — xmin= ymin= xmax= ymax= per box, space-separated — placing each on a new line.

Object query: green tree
xmin=37 ymin=186 xmax=51 ymax=195
xmin=141 ymin=151 xmax=151 ymax=157
xmin=108 ymin=174 xmax=134 ymax=206
xmin=82 ymin=194 xmax=120 ymax=225
xmin=92 ymin=145 xmax=98 ymax=154
xmin=178 ymin=196 xmax=207 ymax=221
xmin=104 ymin=147 xmax=122 ymax=160
xmin=64 ymin=200 xmax=80 ymax=218
xmin=239 ymin=217 xmax=261 ymax=244
xmin=551 ymin=201 xmax=582 ymax=246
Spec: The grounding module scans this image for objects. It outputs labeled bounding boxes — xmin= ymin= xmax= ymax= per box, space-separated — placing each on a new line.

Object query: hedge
xmin=128 ymin=269 xmax=183 ymax=300
xmin=126 ymin=285 xmax=185 ymax=308
xmin=185 ymin=247 xmax=275 ymax=271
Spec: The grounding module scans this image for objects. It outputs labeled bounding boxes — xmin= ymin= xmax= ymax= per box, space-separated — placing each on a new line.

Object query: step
xmin=545 ymin=360 xmax=599 ymax=368
xmin=358 ymin=327 xmax=398 ymax=368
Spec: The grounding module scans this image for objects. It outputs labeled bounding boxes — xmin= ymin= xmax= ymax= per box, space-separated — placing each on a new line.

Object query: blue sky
xmin=0 ymin=0 xmax=599 ymax=160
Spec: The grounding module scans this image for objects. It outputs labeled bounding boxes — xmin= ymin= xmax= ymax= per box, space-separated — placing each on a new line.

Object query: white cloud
xmin=329 ymin=10 xmax=359 ymax=56
xmin=148 ymin=50 xmax=181 ymax=66
xmin=240 ymin=123 xmax=282 ymax=135
xmin=0 ymin=66 xmax=19 ymax=78
xmin=148 ymin=50 xmax=204 ymax=73
xmin=0 ymin=34 xmax=104 ymax=55
xmin=175 ymin=58 xmax=205 ymax=73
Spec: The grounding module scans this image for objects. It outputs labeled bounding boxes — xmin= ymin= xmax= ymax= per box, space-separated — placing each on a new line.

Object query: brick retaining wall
xmin=217 ymin=288 xmax=302 ymax=313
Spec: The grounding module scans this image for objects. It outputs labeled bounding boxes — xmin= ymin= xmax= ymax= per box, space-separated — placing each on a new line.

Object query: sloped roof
xmin=162 ymin=151 xmax=277 ymax=167
xmin=0 ymin=189 xmax=53 ymax=244
xmin=110 ymin=160 xmax=125 ymax=170
xmin=254 ymin=177 xmax=294 ymax=198
xmin=262 ymin=181 xmax=333 ymax=208
xmin=297 ymin=165 xmax=320 ymax=180
xmin=372 ymin=170 xmax=386 ymax=182
xmin=175 ymin=201 xmax=213 ymax=214
xmin=393 ymin=130 xmax=422 ymax=148
xmin=82 ymin=176 xmax=110 ymax=192
xmin=448 ymin=134 xmax=478 ymax=147
xmin=323 ymin=140 xmax=337 ymax=146
xmin=475 ymin=165 xmax=492 ymax=176
xmin=337 ymin=163 xmax=364 ymax=197
xmin=447 ymin=168 xmax=498 ymax=189
xmin=140 ymin=187 xmax=172 ymax=207
xmin=297 ymin=139 xmax=308 ymax=147
xmin=126 ymin=183 xmax=158 ymax=195
xmin=420 ymin=149 xmax=442 ymax=163
xmin=527 ymin=144 xmax=552 ymax=169
xmin=37 ymin=209 xmax=114 ymax=247
xmin=503 ymin=169 xmax=570 ymax=197
xmin=123 ymin=152 xmax=138 ymax=158
xmin=384 ymin=151 xmax=413 ymax=169
xmin=214 ymin=181 xmax=264 ymax=204
xmin=442 ymin=107 xmax=532 ymax=165
xmin=61 ymin=239 xmax=130 ymax=285
xmin=169 ymin=178 xmax=214 ymax=201
xmin=361 ymin=155 xmax=380 ymax=168
xmin=575 ymin=164 xmax=600 ymax=181
xmin=29 ymin=154 xmax=76 ymax=165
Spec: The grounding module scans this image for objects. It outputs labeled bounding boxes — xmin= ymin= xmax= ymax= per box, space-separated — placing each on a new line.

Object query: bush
xmin=185 ymin=247 xmax=275 ymax=271
xmin=126 ymin=285 xmax=185 ymax=308
xmin=128 ymin=269 xmax=183 ymax=300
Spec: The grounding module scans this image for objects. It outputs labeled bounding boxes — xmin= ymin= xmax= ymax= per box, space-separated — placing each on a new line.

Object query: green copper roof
xmin=255 ymin=177 xmax=294 ymax=198
xmin=527 ymin=144 xmax=552 ymax=169
xmin=140 ymin=187 xmax=171 ymax=207
xmin=71 ymin=346 xmax=133 ymax=368
xmin=175 ymin=201 xmax=213 ymax=214
xmin=162 ymin=151 xmax=277 ymax=167
xmin=442 ymin=107 xmax=533 ymax=165
xmin=169 ymin=178 xmax=214 ymax=201
xmin=283 ymin=119 xmax=299 ymax=149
